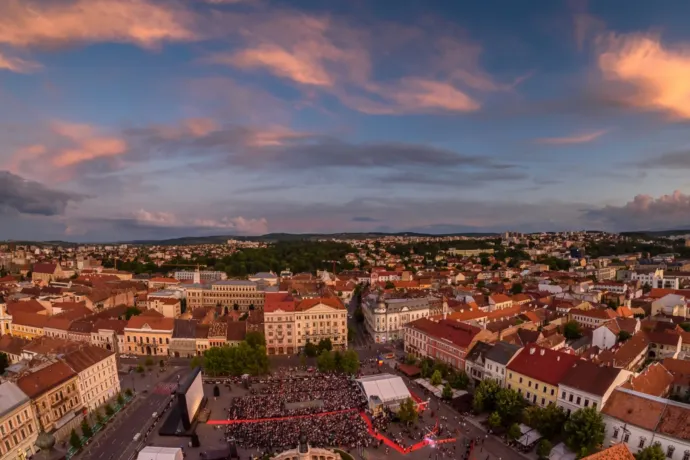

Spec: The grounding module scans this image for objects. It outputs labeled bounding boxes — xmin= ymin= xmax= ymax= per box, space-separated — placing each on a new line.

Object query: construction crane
xmin=322 ymin=259 xmax=341 ymax=274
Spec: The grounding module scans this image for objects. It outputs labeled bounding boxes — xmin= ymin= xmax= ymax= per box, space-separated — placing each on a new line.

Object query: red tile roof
xmin=296 ymin=297 xmax=345 ymax=311
xmin=582 ymin=443 xmax=635 ymax=460
xmin=264 ymin=292 xmax=296 ymax=313
xmin=621 ymin=362 xmax=673 ymax=397
xmin=407 ymin=318 xmax=482 ymax=349
xmin=507 ymin=344 xmax=579 ymax=385
xmin=32 ymin=263 xmax=57 ymax=274
xmin=17 ymin=361 xmax=76 ymax=398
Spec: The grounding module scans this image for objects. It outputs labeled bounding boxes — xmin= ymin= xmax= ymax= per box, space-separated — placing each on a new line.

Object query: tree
xmin=347 ymin=327 xmax=355 ymax=343
xmin=635 ymin=444 xmax=666 ymax=460
xmin=537 ymin=439 xmax=553 ymax=460
xmin=125 ymin=388 xmax=133 ymax=397
xmin=69 ymin=429 xmax=82 ymax=450
xmin=144 ymin=357 xmax=154 ymax=367
xmin=317 ymin=338 xmax=333 ymax=352
xmin=495 ymin=388 xmax=525 ymax=425
xmin=680 ymin=322 xmax=690 ymax=332
xmin=81 ymin=419 xmax=93 ymax=439
xmin=449 ymin=370 xmax=469 ymax=390
xmin=117 ymin=393 xmax=124 ymax=405
xmin=510 ymin=283 xmax=523 ymax=295
xmin=420 ymin=358 xmax=434 ymax=378
xmin=430 ymin=370 xmax=443 ymax=386
xmin=618 ymin=330 xmax=632 ymax=342
xmin=405 ymin=354 xmax=417 ymax=365
xmin=245 ymin=331 xmax=266 ymax=349
xmin=341 ymin=350 xmax=360 ymax=375
xmin=384 ymin=281 xmax=395 ymax=289
xmin=442 ymin=384 xmax=453 ymax=400
xmin=105 ymin=404 xmax=114 ymax=417
xmin=190 ymin=356 xmax=202 ymax=368
xmin=304 ymin=342 xmax=319 ymax=357
xmin=317 ymin=350 xmax=335 ymax=372
xmin=563 ymin=407 xmax=605 ymax=457
xmin=488 ymin=412 xmax=502 ymax=430
xmin=397 ymin=397 xmax=418 ymax=425
xmin=563 ymin=320 xmax=582 ymax=340
xmin=136 ymin=365 xmax=144 ymax=373
xmin=95 ymin=410 xmax=104 ymax=426
xmin=507 ymin=423 xmax=522 ymax=441
xmin=299 ymin=354 xmax=306 ymax=367
xmin=125 ymin=307 xmax=141 ymax=320
xmin=233 ymin=303 xmax=239 ymax=311
xmin=473 ymin=379 xmax=501 ymax=413
xmin=523 ymin=403 xmax=567 ymax=439
xmin=0 ymin=352 xmax=9 ymax=374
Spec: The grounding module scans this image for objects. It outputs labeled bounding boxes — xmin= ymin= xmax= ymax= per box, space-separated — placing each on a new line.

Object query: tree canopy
xmin=202 ymin=341 xmax=269 ymax=376
xmin=635 ymin=444 xmax=666 ymax=460
xmin=563 ymin=320 xmax=582 ymax=340
xmin=563 ymin=407 xmax=605 ymax=457
xmin=397 ymin=397 xmax=418 ymax=425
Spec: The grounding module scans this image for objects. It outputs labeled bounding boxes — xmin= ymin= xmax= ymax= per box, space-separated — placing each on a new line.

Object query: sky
xmin=2 ymin=0 xmax=690 ymax=241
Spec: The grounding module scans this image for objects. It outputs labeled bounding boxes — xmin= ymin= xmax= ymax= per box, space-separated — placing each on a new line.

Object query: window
xmin=576 ymin=397 xmax=581 ymax=405
xmin=519 ymin=377 xmax=523 ymax=383
xmin=528 ymin=381 xmax=532 ymax=388
xmin=623 ymin=433 xmax=630 ymax=442
xmin=569 ymin=394 xmax=573 ymax=402
xmin=613 ymin=428 xmax=619 ymax=439
xmin=561 ymin=391 xmax=566 ymax=399
xmin=639 ymin=438 xmax=645 ymax=449
xmin=551 ymin=389 xmax=555 ymax=396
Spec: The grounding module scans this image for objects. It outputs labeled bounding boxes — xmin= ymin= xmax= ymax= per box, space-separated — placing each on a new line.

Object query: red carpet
xmin=207 ymin=408 xmax=357 ymax=425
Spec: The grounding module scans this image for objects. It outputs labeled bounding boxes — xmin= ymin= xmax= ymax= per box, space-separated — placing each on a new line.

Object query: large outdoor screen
xmin=184 ymin=371 xmax=203 ymax=421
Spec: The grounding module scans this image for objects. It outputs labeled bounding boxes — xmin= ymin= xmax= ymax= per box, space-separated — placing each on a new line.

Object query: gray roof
xmin=213 ymin=280 xmax=256 ymax=286
xmin=485 ymin=341 xmax=522 ymax=365
xmin=466 ymin=341 xmax=494 ymax=364
xmin=0 ymin=382 xmax=30 ymax=417
xmin=173 ymin=319 xmax=198 ymax=338
xmin=251 ymin=272 xmax=278 ymax=279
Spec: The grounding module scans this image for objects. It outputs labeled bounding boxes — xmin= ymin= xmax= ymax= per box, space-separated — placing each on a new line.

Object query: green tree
xmin=245 ymin=331 xmax=266 ymax=349
xmin=384 ymin=281 xmax=395 ymax=289
xmin=449 ymin=370 xmax=469 ymax=390
xmin=190 ymin=356 xmax=202 ymax=368
xmin=69 ymin=429 xmax=82 ymax=450
xmin=510 ymin=283 xmax=523 ymax=295
xmin=563 ymin=407 xmax=605 ymax=457
xmin=95 ymin=410 xmax=104 ymax=426
xmin=124 ymin=388 xmax=133 ymax=397
xmin=404 ymin=354 xmax=418 ymax=365
xmin=507 ymin=423 xmax=522 ymax=441
xmin=304 ymin=342 xmax=319 ymax=357
xmin=430 ymin=370 xmax=443 ymax=386
xmin=0 ymin=352 xmax=9 ymax=374
xmin=347 ymin=327 xmax=355 ymax=343
xmin=635 ymin=444 xmax=666 ymax=460
xmin=495 ymin=388 xmax=525 ymax=425
xmin=317 ymin=338 xmax=333 ymax=352
xmin=125 ymin=307 xmax=141 ymax=320
xmin=488 ymin=412 xmax=502 ymax=430
xmin=317 ymin=350 xmax=336 ymax=372
xmin=144 ymin=357 xmax=154 ymax=367
xmin=420 ymin=358 xmax=434 ymax=378
xmin=397 ymin=397 xmax=418 ymax=425
xmin=537 ymin=439 xmax=553 ymax=460
xmin=341 ymin=350 xmax=360 ymax=375
xmin=679 ymin=322 xmax=690 ymax=332
xmin=105 ymin=404 xmax=114 ymax=417
xmin=136 ymin=365 xmax=144 ymax=373
xmin=81 ymin=419 xmax=93 ymax=439
xmin=523 ymin=404 xmax=567 ymax=439
xmin=299 ymin=354 xmax=306 ymax=367
xmin=117 ymin=393 xmax=124 ymax=405
xmin=333 ymin=351 xmax=343 ymax=371
xmin=159 ymin=359 xmax=165 ymax=368
xmin=473 ymin=379 xmax=501 ymax=413
xmin=442 ymin=384 xmax=453 ymax=400
xmin=618 ymin=330 xmax=632 ymax=342
xmin=563 ymin=320 xmax=582 ymax=340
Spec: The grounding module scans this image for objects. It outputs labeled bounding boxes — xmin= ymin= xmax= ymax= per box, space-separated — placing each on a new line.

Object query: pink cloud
xmin=0 ymin=52 xmax=41 ymax=73
xmin=50 ymin=121 xmax=128 ymax=167
xmin=597 ymin=33 xmax=690 ymax=119
xmin=134 ymin=209 xmax=178 ymax=226
xmin=534 ymin=129 xmax=608 ymax=145
xmin=134 ymin=209 xmax=268 ymax=234
xmin=153 ymin=117 xmax=219 ymax=140
xmin=0 ymin=0 xmax=198 ymax=49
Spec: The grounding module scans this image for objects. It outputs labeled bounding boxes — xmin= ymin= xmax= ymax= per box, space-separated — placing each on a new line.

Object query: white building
xmin=483 ymin=341 xmax=522 ymax=387
xmin=0 ymin=382 xmax=38 ymax=460
xmin=362 ymin=293 xmax=441 ymax=343
xmin=602 ymin=388 xmax=690 ymax=459
xmin=557 ymin=360 xmax=631 ymax=416
xmin=174 ymin=270 xmax=227 ymax=282
xmin=63 ymin=346 xmax=121 ymax=411
xmin=592 ymin=318 xmax=640 ymax=350
xmin=631 ymin=269 xmax=679 ymax=290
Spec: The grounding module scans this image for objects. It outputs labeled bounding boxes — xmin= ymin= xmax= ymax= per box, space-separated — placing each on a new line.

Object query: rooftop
xmin=0 ymin=382 xmax=30 ymax=417
xmin=506 ymin=345 xmax=579 ymax=386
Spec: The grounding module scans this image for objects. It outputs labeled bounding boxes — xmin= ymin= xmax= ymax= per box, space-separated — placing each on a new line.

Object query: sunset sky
xmin=2 ymin=0 xmax=690 ymax=241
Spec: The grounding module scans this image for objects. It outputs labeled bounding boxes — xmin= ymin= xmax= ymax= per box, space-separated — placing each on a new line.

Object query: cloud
xmin=0 ymin=52 xmax=41 ymax=73
xmin=0 ymin=170 xmax=84 ymax=215
xmin=597 ymin=33 xmax=690 ymax=119
xmin=50 ymin=121 xmax=128 ymax=167
xmin=585 ymin=190 xmax=690 ymax=231
xmin=534 ymin=129 xmax=608 ymax=145
xmin=351 ymin=216 xmax=379 ymax=222
xmin=131 ymin=209 xmax=268 ymax=235
xmin=0 ymin=0 xmax=198 ymax=50
xmin=637 ymin=149 xmax=690 ymax=169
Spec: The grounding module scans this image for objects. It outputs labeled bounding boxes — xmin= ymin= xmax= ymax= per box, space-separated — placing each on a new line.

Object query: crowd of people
xmin=227 ymin=374 xmax=366 ymax=419
xmin=225 ymin=411 xmax=373 ymax=451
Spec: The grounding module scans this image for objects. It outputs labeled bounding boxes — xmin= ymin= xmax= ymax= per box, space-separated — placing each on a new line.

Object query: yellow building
xmin=10 ymin=312 xmax=47 ymax=340
xmin=186 ymin=280 xmax=265 ymax=311
xmin=31 ymin=263 xmax=64 ymax=284
xmin=505 ymin=345 xmax=579 ymax=407
xmin=16 ymin=361 xmax=83 ymax=441
xmin=63 ymin=347 xmax=120 ymax=411
xmin=124 ymin=315 xmax=174 ymax=355
xmin=0 ymin=382 xmax=38 ymax=460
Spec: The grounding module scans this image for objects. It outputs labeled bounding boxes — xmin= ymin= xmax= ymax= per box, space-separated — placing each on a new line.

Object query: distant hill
xmin=620 ymin=229 xmax=690 ymax=238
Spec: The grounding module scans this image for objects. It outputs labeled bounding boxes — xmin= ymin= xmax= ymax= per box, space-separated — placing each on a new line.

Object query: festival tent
xmin=356 ymin=374 xmax=412 ymax=409
xmin=137 ymin=447 xmax=183 ymax=460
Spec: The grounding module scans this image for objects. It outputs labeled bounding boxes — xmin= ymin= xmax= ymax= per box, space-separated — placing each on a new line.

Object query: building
xmin=0 ymin=382 xmax=38 ymax=460
xmin=569 ymin=308 xmax=618 ymax=328
xmin=483 ymin=341 xmax=522 ymax=387
xmin=595 ymin=266 xmax=618 ymax=281
xmin=631 ymin=269 xmax=680 ymax=290
xmin=263 ymin=292 xmax=297 ymax=355
xmin=581 ymin=444 xmax=635 ymax=460
xmin=174 ymin=270 xmax=226 ymax=282
xmin=488 ymin=294 xmax=513 ymax=311
xmin=248 ymin=272 xmax=279 ymax=286
xmin=10 ymin=312 xmax=48 ymax=340
xmin=363 ymin=293 xmax=441 ymax=343
xmin=31 ymin=263 xmax=64 ymax=284
xmin=464 ymin=341 xmax=494 ymax=383
xmin=557 ymin=360 xmax=631 ymax=416
xmin=124 ymin=316 xmax=174 ymax=355
xmin=602 ymin=388 xmax=690 ymax=459
xmin=16 ymin=361 xmax=83 ymax=440
xmin=169 ymin=319 xmax=198 ymax=358
xmin=186 ymin=280 xmax=265 ymax=311
xmin=147 ymin=277 xmax=180 ymax=290
xmin=147 ymin=296 xmax=182 ymax=318
xmin=404 ymin=318 xmax=492 ymax=370
xmin=592 ymin=318 xmax=640 ymax=350
xmin=91 ymin=319 xmax=127 ymax=353
xmin=62 ymin=346 xmax=120 ymax=411
xmin=506 ymin=345 xmax=579 ymax=407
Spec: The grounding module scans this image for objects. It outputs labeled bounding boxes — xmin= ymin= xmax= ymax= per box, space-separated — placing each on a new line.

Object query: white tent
xmin=549 ymin=443 xmax=576 ymax=460
xmin=137 ymin=447 xmax=183 ymax=460
xmin=356 ymin=374 xmax=411 ymax=407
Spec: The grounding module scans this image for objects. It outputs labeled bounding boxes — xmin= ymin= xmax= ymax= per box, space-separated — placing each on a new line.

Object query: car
xmin=133 ymin=433 xmax=141 ymax=442
xmin=307 ymin=367 xmax=315 ymax=372
xmin=152 ymin=412 xmax=158 ymax=418
xmin=385 ymin=353 xmax=394 ymax=359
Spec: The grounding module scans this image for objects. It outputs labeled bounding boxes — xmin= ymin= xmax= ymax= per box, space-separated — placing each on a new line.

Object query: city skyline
xmin=2 ymin=0 xmax=690 ymax=241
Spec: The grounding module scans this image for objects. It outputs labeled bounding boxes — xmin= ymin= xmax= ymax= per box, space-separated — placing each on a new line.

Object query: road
xmin=80 ymin=368 xmax=190 ymax=460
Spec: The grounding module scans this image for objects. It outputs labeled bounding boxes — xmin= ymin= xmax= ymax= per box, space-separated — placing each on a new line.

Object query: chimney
xmin=557 ymin=356 xmax=560 ymax=361
xmin=530 ymin=347 xmax=535 ymax=355
xmin=540 ymin=349 xmax=545 ymax=356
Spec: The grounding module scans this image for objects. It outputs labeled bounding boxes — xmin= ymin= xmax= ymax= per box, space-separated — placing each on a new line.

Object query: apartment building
xmin=174 ymin=270 xmax=227 ymax=282
xmin=186 ymin=280 xmax=265 ymax=311
xmin=0 ymin=382 xmax=38 ymax=460
xmin=63 ymin=347 xmax=120 ymax=411
xmin=506 ymin=345 xmax=579 ymax=407
xmin=363 ymin=294 xmax=441 ymax=343
xmin=16 ymin=361 xmax=83 ymax=441
xmin=124 ymin=315 xmax=174 ymax=356
xmin=557 ymin=360 xmax=631 ymax=416
xmin=147 ymin=296 xmax=182 ymax=318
